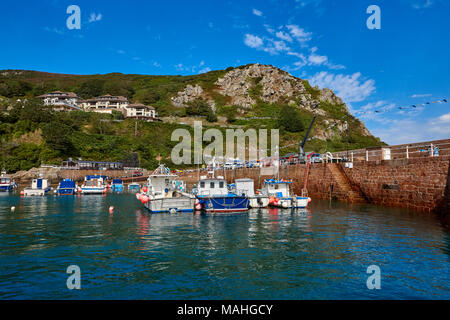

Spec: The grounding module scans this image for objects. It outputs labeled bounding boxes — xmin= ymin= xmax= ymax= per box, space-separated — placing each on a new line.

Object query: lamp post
xmin=346 ymin=113 xmax=349 ymax=161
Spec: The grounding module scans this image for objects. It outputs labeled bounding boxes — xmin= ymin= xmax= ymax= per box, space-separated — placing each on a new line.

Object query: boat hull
xmin=23 ymin=188 xmax=51 ymax=196
xmin=249 ymin=196 xmax=269 ymax=208
xmin=111 ymin=185 xmax=124 ymax=192
xmin=81 ymin=187 xmax=105 ymax=194
xmin=0 ymin=185 xmax=14 ymax=192
xmin=270 ymin=196 xmax=308 ymax=208
xmin=198 ymin=196 xmax=249 ymax=212
xmin=144 ymin=196 xmax=195 ymax=213
xmin=57 ymin=188 xmax=76 ymax=195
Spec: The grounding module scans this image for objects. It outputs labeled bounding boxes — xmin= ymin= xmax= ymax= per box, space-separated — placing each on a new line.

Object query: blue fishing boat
xmin=111 ymin=179 xmax=124 ymax=192
xmin=128 ymin=182 xmax=140 ymax=191
xmin=195 ymin=176 xmax=249 ymax=212
xmin=0 ymin=170 xmax=16 ymax=192
xmin=56 ymin=179 xmax=77 ymax=195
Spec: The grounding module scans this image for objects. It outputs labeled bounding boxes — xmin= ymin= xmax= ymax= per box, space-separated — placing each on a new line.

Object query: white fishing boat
xmin=262 ymin=179 xmax=310 ymax=208
xmin=139 ymin=164 xmax=195 ymax=213
xmin=23 ymin=178 xmax=51 ymax=196
xmin=80 ymin=175 xmax=107 ymax=194
xmin=0 ymin=169 xmax=16 ymax=192
xmin=234 ymin=178 xmax=269 ymax=208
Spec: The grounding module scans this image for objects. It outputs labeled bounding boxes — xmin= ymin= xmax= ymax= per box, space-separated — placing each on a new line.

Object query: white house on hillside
xmin=124 ymin=103 xmax=159 ymax=121
xmin=82 ymin=94 xmax=129 ymax=113
xmin=38 ymin=91 xmax=82 ymax=111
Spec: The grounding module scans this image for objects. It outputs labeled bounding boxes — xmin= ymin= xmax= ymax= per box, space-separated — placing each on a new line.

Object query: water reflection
xmin=0 ymin=194 xmax=448 ymax=299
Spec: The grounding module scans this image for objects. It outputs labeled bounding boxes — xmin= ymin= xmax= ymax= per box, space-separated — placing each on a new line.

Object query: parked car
xmin=132 ymin=171 xmax=143 ymax=177
xmin=310 ymin=153 xmax=323 ymax=163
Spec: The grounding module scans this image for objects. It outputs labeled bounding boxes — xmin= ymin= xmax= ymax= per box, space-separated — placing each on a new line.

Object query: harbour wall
xmin=12 ymin=168 xmax=149 ymax=184
xmin=180 ymin=155 xmax=450 ymax=225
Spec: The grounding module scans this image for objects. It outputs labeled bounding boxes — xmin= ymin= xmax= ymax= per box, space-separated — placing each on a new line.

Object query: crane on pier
xmin=299 ymin=101 xmax=320 ymax=197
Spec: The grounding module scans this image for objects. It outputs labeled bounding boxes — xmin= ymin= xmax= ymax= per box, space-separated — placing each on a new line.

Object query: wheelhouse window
xmin=210 ymin=182 xmax=215 ymax=188
xmin=219 ymin=181 xmax=224 ymax=188
xmin=200 ymin=181 xmax=205 ymax=188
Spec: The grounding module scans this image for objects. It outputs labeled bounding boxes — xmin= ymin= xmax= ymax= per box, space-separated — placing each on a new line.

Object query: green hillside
xmin=0 ymin=66 xmax=385 ymax=173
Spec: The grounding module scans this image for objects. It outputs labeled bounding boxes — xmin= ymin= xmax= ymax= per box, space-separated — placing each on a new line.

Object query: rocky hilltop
xmin=169 ymin=63 xmax=370 ymax=140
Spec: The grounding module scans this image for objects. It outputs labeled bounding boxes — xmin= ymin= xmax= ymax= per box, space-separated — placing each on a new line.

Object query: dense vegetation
xmin=0 ymin=68 xmax=385 ymax=173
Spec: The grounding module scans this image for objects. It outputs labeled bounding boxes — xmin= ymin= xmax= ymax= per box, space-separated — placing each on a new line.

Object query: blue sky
xmin=0 ymin=0 xmax=449 ymax=145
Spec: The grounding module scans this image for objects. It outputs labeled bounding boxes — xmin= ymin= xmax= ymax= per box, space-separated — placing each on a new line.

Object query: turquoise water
xmin=0 ymin=192 xmax=448 ymax=299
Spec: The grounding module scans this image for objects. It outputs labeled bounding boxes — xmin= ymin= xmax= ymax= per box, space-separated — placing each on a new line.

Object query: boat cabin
xmin=147 ymin=174 xmax=178 ymax=195
xmin=197 ymin=177 xmax=228 ymax=196
xmin=0 ymin=177 xmax=11 ymax=185
xmin=235 ymin=178 xmax=255 ymax=197
xmin=84 ymin=175 xmax=106 ymax=187
xmin=112 ymin=179 xmax=123 ymax=185
xmin=263 ymin=179 xmax=292 ymax=198
xmin=31 ymin=178 xmax=49 ymax=190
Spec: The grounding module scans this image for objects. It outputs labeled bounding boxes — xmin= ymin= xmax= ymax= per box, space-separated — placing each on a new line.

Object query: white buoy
xmin=11 ymin=206 xmax=15 ymax=212
xmin=169 ymin=208 xmax=176 ymax=214
xmin=109 ymin=206 xmax=114 ymax=213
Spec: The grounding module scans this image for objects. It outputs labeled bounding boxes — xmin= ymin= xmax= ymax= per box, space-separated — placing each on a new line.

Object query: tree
xmin=278 ymin=105 xmax=304 ymax=132
xmin=41 ymin=121 xmax=74 ymax=156
xmin=76 ymin=79 xmax=105 ymax=98
xmin=111 ymin=110 xmax=125 ymax=120
xmin=186 ymin=99 xmax=211 ymax=116
xmin=206 ymin=110 xmax=217 ymax=122
xmin=142 ymin=90 xmax=160 ymax=104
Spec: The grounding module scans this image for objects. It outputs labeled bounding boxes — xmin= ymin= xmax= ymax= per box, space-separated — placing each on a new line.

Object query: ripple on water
xmin=0 ymin=194 xmax=449 ymax=299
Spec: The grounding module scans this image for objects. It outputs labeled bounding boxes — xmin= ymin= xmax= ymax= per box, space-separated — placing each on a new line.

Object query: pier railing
xmin=329 ymin=139 xmax=450 ymax=162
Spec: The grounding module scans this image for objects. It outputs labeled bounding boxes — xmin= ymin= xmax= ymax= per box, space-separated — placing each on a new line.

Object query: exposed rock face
xmin=171 ymin=84 xmax=204 ymax=107
xmin=169 ymin=63 xmax=373 ymax=138
xmin=215 ymin=63 xmax=306 ymax=108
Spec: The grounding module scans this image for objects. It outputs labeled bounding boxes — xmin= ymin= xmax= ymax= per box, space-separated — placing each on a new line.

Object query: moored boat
xmin=0 ymin=169 xmax=16 ymax=192
xmin=111 ymin=179 xmax=124 ymax=192
xmin=56 ymin=179 xmax=77 ymax=195
xmin=262 ymin=179 xmax=310 ymax=208
xmin=195 ymin=176 xmax=249 ymax=212
xmin=23 ymin=178 xmax=51 ymax=196
xmin=128 ymin=182 xmax=140 ymax=191
xmin=139 ymin=164 xmax=195 ymax=213
xmin=234 ymin=178 xmax=269 ymax=208
xmin=80 ymin=175 xmax=107 ymax=194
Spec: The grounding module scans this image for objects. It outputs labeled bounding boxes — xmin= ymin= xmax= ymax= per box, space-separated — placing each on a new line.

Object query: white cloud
xmin=198 ymin=67 xmax=212 ymax=74
xmin=252 ymin=8 xmax=263 ymax=16
xmin=309 ymin=71 xmax=376 ymax=103
xmin=89 ymin=13 xmax=102 ymax=23
xmin=174 ymin=63 xmax=184 ymax=71
xmin=117 ymin=50 xmax=125 ymax=54
xmin=286 ymin=24 xmax=312 ymax=43
xmin=371 ymin=116 xmax=450 ymax=145
xmin=44 ymin=27 xmax=64 ymax=35
xmin=244 ymin=34 xmax=263 ymax=48
xmin=411 ymin=93 xmax=432 ymax=98
xmin=412 ymin=0 xmax=434 ymax=9
xmin=264 ymin=24 xmax=275 ymax=34
xmin=436 ymin=112 xmax=450 ymax=123
xmin=275 ymin=31 xmax=293 ymax=42
xmin=244 ymin=34 xmax=290 ymax=55
xmin=308 ymin=53 xmax=328 ymax=65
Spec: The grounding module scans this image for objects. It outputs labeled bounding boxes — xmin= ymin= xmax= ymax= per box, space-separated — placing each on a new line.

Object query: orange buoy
xmin=141 ymin=195 xmax=149 ymax=204
xmin=142 ymin=186 xmax=148 ymax=193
